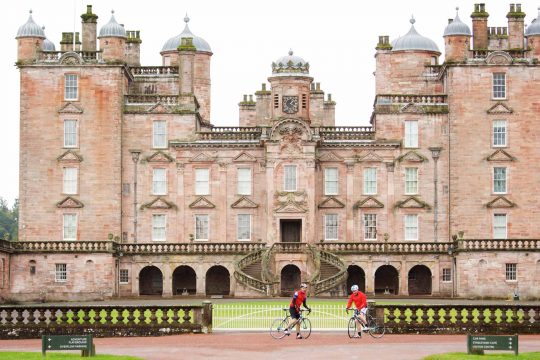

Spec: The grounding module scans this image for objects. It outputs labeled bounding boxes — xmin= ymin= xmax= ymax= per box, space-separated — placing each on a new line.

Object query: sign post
xmin=467 ymin=334 xmax=518 ymax=356
xmin=42 ymin=335 xmax=95 ymax=357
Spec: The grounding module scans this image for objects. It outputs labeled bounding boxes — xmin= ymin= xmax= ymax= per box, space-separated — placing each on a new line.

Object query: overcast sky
xmin=1 ymin=0 xmax=538 ymax=206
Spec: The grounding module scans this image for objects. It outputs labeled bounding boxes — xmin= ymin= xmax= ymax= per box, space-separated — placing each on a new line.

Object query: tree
xmin=0 ymin=197 xmax=18 ymax=241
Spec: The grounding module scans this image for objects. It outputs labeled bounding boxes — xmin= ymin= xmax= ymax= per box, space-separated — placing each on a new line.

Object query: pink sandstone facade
xmin=1 ymin=3 xmax=539 ymax=301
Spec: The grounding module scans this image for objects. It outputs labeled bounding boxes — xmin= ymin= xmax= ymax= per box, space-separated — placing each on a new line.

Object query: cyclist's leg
xmin=359 ymin=308 xmax=368 ymax=327
xmin=287 ymin=307 xmax=300 ymax=332
xmin=354 ymin=309 xmax=363 ymax=336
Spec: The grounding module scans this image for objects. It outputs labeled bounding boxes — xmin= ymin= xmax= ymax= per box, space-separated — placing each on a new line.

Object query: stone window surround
xmin=64 ymin=73 xmax=79 ymax=101
xmin=237 ymin=214 xmax=251 ymax=241
xmin=324 ymin=167 xmax=338 ymax=196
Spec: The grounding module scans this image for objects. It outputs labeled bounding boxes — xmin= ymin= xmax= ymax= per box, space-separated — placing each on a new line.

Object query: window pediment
xmin=56 ymin=196 xmax=84 ymax=208
xmin=189 ymin=152 xmax=216 ymax=163
xmin=231 ymin=196 xmax=259 ymax=209
xmin=317 ymin=151 xmax=344 ymax=163
xmin=141 ymin=197 xmax=177 ymax=210
xmin=146 ymin=151 xmax=174 ymax=163
xmin=58 ymin=102 xmax=83 ymax=114
xmin=233 ymin=152 xmax=256 ymax=162
xmin=487 ymin=102 xmax=513 ymax=115
xmin=57 ymin=150 xmax=83 ymax=163
xmin=354 ymin=196 xmax=384 ymax=209
xmin=318 ymin=196 xmax=346 ymax=209
xmin=358 ymin=151 xmax=384 ymax=163
xmin=486 ymin=196 xmax=515 ymax=208
xmin=189 ymin=196 xmax=216 ymax=209
xmin=396 ymin=150 xmax=427 ymax=163
xmin=395 ymin=196 xmax=431 ymax=210
xmin=486 ymin=149 xmax=516 ymax=162
xmin=147 ymin=103 xmax=172 ymax=114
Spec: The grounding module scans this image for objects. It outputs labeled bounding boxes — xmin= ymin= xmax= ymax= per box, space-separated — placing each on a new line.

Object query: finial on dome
xmin=184 ymin=13 xmax=190 ymax=23
xmin=42 ymin=26 xmax=45 ymax=30
xmin=456 ymin=6 xmax=459 ymax=12
xmin=288 ymin=49 xmax=293 ymax=56
xmin=111 ymin=10 xmax=115 ymax=15
xmin=410 ymin=15 xmax=416 ymax=25
xmin=29 ymin=9 xmax=32 ymax=15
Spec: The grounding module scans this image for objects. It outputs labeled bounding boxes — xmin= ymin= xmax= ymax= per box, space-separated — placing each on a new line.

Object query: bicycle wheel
xmin=299 ymin=318 xmax=311 ymax=339
xmin=367 ymin=314 xmax=386 ymax=339
xmin=347 ymin=317 xmax=358 ymax=338
xmin=270 ymin=318 xmax=289 ymax=339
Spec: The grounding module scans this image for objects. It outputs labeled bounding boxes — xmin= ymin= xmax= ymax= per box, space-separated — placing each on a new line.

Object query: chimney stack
xmin=507 ymin=3 xmax=525 ymax=50
xmin=81 ymin=5 xmax=98 ymax=52
xmin=471 ymin=3 xmax=489 ymax=50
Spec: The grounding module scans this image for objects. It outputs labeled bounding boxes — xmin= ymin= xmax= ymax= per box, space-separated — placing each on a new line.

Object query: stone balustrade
xmin=118 ymin=242 xmax=266 ymax=255
xmin=15 ymin=241 xmax=115 ymax=253
xmin=319 ymin=126 xmax=375 ymax=141
xmin=472 ymin=49 xmax=527 ymax=60
xmin=125 ymin=95 xmax=180 ymax=105
xmin=317 ymin=242 xmax=453 ymax=254
xmin=458 ymin=239 xmax=540 ymax=251
xmin=271 ymin=242 xmax=307 ymax=253
xmin=40 ymin=51 xmax=102 ymax=63
xmin=0 ymin=303 xmax=212 ymax=339
xmin=130 ymin=66 xmax=179 ymax=76
xmin=197 ymin=129 xmax=262 ymax=141
xmin=381 ymin=304 xmax=540 ymax=334
xmin=376 ymin=94 xmax=447 ymax=105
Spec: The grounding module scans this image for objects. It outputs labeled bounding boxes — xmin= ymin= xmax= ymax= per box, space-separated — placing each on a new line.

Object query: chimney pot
xmin=510 ymin=4 xmax=515 ymax=12
xmin=243 ymin=94 xmax=247 ymax=101
xmin=249 ymin=95 xmax=253 ymax=102
xmin=517 ymin=4 xmax=521 ymax=12
xmin=262 ymin=83 xmax=266 ymax=91
xmin=327 ymin=94 xmax=332 ymax=101
xmin=316 ymin=83 xmax=320 ymax=91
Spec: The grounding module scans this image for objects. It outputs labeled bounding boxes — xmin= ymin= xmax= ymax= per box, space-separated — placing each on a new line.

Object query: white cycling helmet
xmin=300 ymin=283 xmax=308 ymax=289
xmin=351 ymin=285 xmax=359 ymax=292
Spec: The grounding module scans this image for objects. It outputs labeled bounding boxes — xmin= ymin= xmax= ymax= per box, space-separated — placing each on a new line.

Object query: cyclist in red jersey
xmin=284 ymin=283 xmax=311 ymax=339
xmin=346 ymin=284 xmax=367 ymax=338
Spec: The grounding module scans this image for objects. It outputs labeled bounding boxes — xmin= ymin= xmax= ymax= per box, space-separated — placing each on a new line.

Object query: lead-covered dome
xmin=272 ymin=50 xmax=310 ymax=76
xmin=162 ymin=15 xmax=212 ymax=53
xmin=444 ymin=8 xmax=471 ymax=36
xmin=392 ymin=17 xmax=440 ymax=53
xmin=41 ymin=26 xmax=55 ymax=51
xmin=16 ymin=10 xmax=45 ymax=39
xmin=525 ymin=8 xmax=540 ymax=36
xmin=98 ymin=10 xmax=126 ymax=38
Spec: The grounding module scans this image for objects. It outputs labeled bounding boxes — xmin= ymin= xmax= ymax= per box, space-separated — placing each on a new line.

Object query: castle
xmin=1 ymin=3 xmax=539 ymax=301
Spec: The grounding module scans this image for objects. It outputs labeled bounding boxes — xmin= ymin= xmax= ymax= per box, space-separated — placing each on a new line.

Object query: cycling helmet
xmin=351 ymin=285 xmax=359 ymax=292
xmin=300 ymin=283 xmax=308 ymax=289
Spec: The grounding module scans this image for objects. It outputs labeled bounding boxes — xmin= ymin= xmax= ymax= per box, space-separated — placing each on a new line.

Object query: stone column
xmin=265 ymin=160 xmax=276 ymax=243
xmin=162 ymin=265 xmax=173 ymax=297
xmin=386 ymin=162 xmax=396 ymax=241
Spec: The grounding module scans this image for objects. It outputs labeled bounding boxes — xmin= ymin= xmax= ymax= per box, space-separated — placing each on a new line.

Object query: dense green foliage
xmin=0 ymin=197 xmax=17 ymax=240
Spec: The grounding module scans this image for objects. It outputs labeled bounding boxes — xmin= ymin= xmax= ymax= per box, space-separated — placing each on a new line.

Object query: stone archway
xmin=374 ymin=265 xmax=399 ymax=295
xmin=408 ymin=265 xmax=432 ymax=295
xmin=139 ymin=266 xmax=163 ymax=295
xmin=205 ymin=265 xmax=230 ymax=296
xmin=172 ymin=265 xmax=197 ymax=295
xmin=346 ymin=265 xmax=366 ymax=294
xmin=280 ymin=264 xmax=301 ymax=296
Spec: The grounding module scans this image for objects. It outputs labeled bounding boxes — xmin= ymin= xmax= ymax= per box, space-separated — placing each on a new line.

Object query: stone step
xmin=242 ymin=260 xmax=263 ymax=280
xmin=319 ymin=260 xmax=340 ymax=280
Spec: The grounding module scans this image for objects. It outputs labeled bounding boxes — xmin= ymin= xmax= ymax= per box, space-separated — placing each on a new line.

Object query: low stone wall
xmin=0 ymin=302 xmax=212 ymax=339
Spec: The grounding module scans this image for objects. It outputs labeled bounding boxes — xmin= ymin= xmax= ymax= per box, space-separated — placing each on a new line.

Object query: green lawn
xmin=0 ymin=353 xmax=142 ymax=360
xmin=423 ymin=352 xmax=540 ymax=360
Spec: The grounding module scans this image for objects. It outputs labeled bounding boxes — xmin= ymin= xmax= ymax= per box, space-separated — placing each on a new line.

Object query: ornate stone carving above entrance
xmin=274 ymin=191 xmax=307 ymax=213
xmin=485 ymin=51 xmax=513 ymax=65
xmin=485 ymin=196 xmax=515 ymax=208
xmin=141 ymin=197 xmax=177 ymax=210
xmin=56 ymin=196 xmax=84 ymax=208
xmin=189 ymin=196 xmax=216 ymax=209
xmin=270 ymin=119 xmax=312 ymax=154
xmin=59 ymin=52 xmax=83 ymax=65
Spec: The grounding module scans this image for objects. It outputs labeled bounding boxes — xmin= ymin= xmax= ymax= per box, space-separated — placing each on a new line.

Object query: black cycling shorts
xmin=289 ymin=306 xmax=300 ymax=319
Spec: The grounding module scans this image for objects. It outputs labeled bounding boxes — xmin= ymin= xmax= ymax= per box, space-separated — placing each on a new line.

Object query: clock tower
xmin=268 ymin=50 xmax=313 ymax=121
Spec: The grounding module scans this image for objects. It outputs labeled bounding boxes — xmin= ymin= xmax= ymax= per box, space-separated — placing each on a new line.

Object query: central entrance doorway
xmin=280 ymin=219 xmax=302 ymax=242
xmin=281 ymin=264 xmax=301 ymax=296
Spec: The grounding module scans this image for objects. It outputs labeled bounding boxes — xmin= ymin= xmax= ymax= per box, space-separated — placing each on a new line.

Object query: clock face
xmin=282 ymin=96 xmax=299 ymax=114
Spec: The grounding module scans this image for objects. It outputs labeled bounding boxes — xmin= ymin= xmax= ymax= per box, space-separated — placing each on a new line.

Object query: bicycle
xmin=270 ymin=308 xmax=312 ymax=339
xmin=346 ymin=308 xmax=385 ymax=339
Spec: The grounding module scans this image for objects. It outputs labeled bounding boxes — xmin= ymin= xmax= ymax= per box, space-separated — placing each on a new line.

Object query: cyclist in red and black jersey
xmin=284 ymin=283 xmax=311 ymax=339
xmin=346 ymin=284 xmax=367 ymax=338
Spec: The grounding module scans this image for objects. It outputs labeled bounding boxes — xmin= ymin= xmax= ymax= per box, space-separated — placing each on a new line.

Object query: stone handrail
xmin=118 ymin=242 xmax=266 ymax=255
xmin=0 ymin=303 xmax=212 ymax=339
xmin=307 ymin=245 xmax=321 ymax=285
xmin=40 ymin=51 xmax=102 ymax=62
xmin=319 ymin=126 xmax=373 ymax=133
xmin=271 ymin=242 xmax=308 ymax=253
xmin=472 ymin=49 xmax=527 ymax=60
xmin=197 ymin=130 xmax=261 ymax=142
xmin=311 ymin=249 xmax=347 ymax=295
xmin=209 ymin=127 xmax=261 ymax=133
xmin=319 ymin=127 xmax=375 ymax=141
xmin=0 ymin=240 xmax=16 ymax=253
xmin=458 ymin=239 xmax=540 ymax=251
xmin=125 ymin=95 xmax=180 ymax=105
xmin=233 ymin=249 xmax=271 ymax=294
xmin=130 ymin=66 xmax=179 ymax=76
xmin=376 ymin=94 xmax=447 ymax=105
xmin=317 ymin=242 xmax=452 ymax=254
xmin=381 ymin=304 xmax=540 ymax=334
xmin=15 ymin=241 xmax=116 ymax=253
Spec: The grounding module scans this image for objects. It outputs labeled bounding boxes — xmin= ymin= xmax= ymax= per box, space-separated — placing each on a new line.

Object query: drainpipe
xmin=130 ymin=150 xmax=141 ymax=243
xmin=429 ymin=147 xmax=442 ymax=242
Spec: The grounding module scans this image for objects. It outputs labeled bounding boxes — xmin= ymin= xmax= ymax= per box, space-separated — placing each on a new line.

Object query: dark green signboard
xmin=467 ymin=334 xmax=518 ymax=355
xmin=42 ymin=335 xmax=95 ymax=357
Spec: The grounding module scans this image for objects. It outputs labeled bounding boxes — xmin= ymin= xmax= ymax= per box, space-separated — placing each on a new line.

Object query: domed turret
xmin=98 ymin=10 xmax=126 ymax=63
xmin=443 ymin=8 xmax=471 ymax=62
xmin=271 ymin=50 xmax=310 ymax=76
xmin=16 ymin=10 xmax=45 ymax=39
xmin=525 ymin=8 xmax=540 ymax=36
xmin=526 ymin=8 xmax=540 ymax=59
xmin=41 ymin=26 xmax=55 ymax=52
xmin=392 ymin=17 xmax=440 ymax=53
xmin=98 ymin=10 xmax=126 ymax=38
xmin=161 ymin=15 xmax=212 ymax=53
xmin=16 ymin=10 xmax=45 ymax=62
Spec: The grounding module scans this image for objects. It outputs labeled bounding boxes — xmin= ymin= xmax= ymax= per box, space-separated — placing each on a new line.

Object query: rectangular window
xmin=195 ymin=215 xmax=209 ymax=241
xmin=363 ymin=168 xmax=377 ymax=195
xmin=195 ymin=168 xmax=210 ymax=195
xmin=64 ymin=119 xmax=77 ymax=147
xmin=152 ymin=214 xmax=166 ymax=241
xmin=492 ymin=73 xmax=506 ymax=99
xmin=405 ymin=168 xmax=418 ymax=195
xmin=363 ymin=214 xmax=377 ymax=240
xmin=63 ymin=167 xmax=78 ymax=194
xmin=119 ymin=269 xmax=129 ymax=284
xmin=152 ymin=168 xmax=167 ymax=195
xmin=493 ymin=120 xmax=507 ymax=147
xmin=237 ymin=168 xmax=252 ymax=195
xmin=324 ymin=168 xmax=338 ymax=195
xmin=505 ymin=263 xmax=517 ymax=281
xmin=404 ymin=214 xmax=418 ymax=240
xmin=237 ymin=214 xmax=251 ymax=241
xmin=404 ymin=120 xmax=418 ymax=148
xmin=324 ymin=214 xmax=339 ymax=240
xmin=442 ymin=268 xmax=452 ymax=282
xmin=493 ymin=167 xmax=507 ymax=194
xmin=153 ymin=120 xmax=167 ymax=148
xmin=493 ymin=214 xmax=507 ymax=239
xmin=55 ymin=264 xmax=67 ymax=283
xmin=64 ymin=74 xmax=78 ymax=100
xmin=63 ymin=214 xmax=77 ymax=241
xmin=284 ymin=165 xmax=297 ymax=191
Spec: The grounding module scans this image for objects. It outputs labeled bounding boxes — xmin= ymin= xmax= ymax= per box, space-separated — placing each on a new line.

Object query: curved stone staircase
xmin=310 ymin=248 xmax=347 ymax=295
xmin=234 ymin=248 xmax=273 ymax=294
